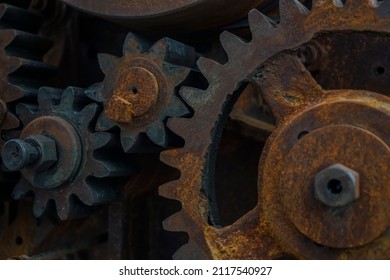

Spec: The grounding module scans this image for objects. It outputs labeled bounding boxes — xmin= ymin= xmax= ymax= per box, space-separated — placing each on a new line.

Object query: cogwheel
xmin=3 ymin=86 xmax=133 ymax=220
xmin=160 ymin=0 xmax=390 ymax=259
xmin=85 ymin=32 xmax=195 ymax=152
xmin=0 ymin=1 xmax=56 ymax=146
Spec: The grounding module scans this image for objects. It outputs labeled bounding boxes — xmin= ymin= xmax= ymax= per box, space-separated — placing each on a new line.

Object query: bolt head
xmin=2 ymin=139 xmax=30 ymax=171
xmin=314 ymin=163 xmax=360 ymax=207
xmin=25 ymin=135 xmax=57 ymax=172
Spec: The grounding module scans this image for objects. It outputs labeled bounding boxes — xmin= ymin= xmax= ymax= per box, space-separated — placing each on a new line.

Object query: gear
xmin=85 ymin=33 xmax=195 ymax=152
xmin=61 ymin=0 xmax=274 ymax=32
xmin=160 ymin=0 xmax=390 ymax=259
xmin=0 ymin=1 xmax=56 ymax=147
xmin=5 ymin=87 xmax=133 ymax=220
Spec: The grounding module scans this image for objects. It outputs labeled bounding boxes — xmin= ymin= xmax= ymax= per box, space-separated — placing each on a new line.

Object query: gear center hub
xmin=260 ymin=91 xmax=390 ymax=256
xmin=19 ymin=116 xmax=82 ymax=190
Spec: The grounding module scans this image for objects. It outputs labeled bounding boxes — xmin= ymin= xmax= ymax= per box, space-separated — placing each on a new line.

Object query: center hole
xmin=130 ymin=86 xmax=138 ymax=94
xmin=327 ymin=179 xmax=343 ymax=195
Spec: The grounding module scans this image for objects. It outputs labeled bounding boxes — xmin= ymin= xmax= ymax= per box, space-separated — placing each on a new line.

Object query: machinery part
xmin=314 ymin=163 xmax=360 ymax=208
xmin=2 ymin=135 xmax=57 ymax=172
xmin=61 ymin=0 xmax=274 ymax=33
xmin=0 ymin=1 xmax=56 ymax=147
xmin=6 ymin=87 xmax=133 ymax=220
xmin=86 ymin=33 xmax=195 ymax=152
xmin=160 ymin=0 xmax=390 ymax=259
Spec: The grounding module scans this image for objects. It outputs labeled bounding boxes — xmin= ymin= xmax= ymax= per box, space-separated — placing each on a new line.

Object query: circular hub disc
xmin=260 ymin=91 xmax=390 ymax=258
xmin=20 ymin=116 xmax=82 ymax=190
xmin=282 ymin=125 xmax=390 ymax=248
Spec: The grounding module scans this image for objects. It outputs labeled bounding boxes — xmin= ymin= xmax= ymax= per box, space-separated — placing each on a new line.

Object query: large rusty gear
xmin=160 ymin=0 xmax=390 ymax=259
xmin=61 ymin=0 xmax=275 ymax=32
xmin=85 ymin=33 xmax=195 ymax=152
xmin=7 ymin=87 xmax=133 ymax=220
xmin=0 ymin=1 xmax=56 ymax=147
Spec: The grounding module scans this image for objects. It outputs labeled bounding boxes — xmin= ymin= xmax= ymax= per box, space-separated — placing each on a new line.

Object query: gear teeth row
xmin=12 ymin=87 xmax=135 ymax=220
xmin=0 ymin=2 xmax=56 ymax=136
xmin=86 ymin=32 xmax=195 ymax=153
xmin=159 ymin=0 xmax=390 ymax=259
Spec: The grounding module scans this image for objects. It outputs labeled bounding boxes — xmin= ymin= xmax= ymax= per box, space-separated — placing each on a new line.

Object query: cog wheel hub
xmin=19 ymin=116 xmax=82 ymax=189
xmin=261 ymin=90 xmax=390 ymax=252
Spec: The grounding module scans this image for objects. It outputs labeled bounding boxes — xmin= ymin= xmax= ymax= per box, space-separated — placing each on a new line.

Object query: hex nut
xmin=314 ymin=163 xmax=360 ymax=207
xmin=25 ymin=135 xmax=58 ymax=172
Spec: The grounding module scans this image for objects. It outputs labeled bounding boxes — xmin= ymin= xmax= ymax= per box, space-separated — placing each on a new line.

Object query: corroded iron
xmin=8 ymin=87 xmax=134 ymax=220
xmin=61 ymin=0 xmax=274 ymax=32
xmin=160 ymin=0 xmax=390 ymax=259
xmin=85 ymin=33 xmax=195 ymax=152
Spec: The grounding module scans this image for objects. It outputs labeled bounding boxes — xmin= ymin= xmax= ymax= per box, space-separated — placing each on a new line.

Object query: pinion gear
xmin=86 ymin=33 xmax=195 ymax=152
xmin=11 ymin=87 xmax=133 ymax=220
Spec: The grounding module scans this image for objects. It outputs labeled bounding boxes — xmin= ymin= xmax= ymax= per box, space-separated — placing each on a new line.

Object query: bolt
xmin=2 ymin=135 xmax=57 ymax=172
xmin=314 ymin=163 xmax=360 ymax=207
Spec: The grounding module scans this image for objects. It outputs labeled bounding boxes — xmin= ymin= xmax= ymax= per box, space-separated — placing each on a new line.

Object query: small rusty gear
xmin=0 ymin=1 xmax=56 ymax=147
xmin=86 ymin=33 xmax=195 ymax=152
xmin=160 ymin=0 xmax=390 ymax=259
xmin=7 ymin=87 xmax=133 ymax=220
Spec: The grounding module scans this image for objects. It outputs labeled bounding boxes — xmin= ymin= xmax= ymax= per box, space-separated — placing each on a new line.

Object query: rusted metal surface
xmin=4 ymin=86 xmax=134 ymax=220
xmin=0 ymin=3 xmax=56 ymax=148
xmin=85 ymin=33 xmax=195 ymax=152
xmin=160 ymin=0 xmax=390 ymax=259
xmin=105 ymin=67 xmax=159 ymax=123
xmin=61 ymin=0 xmax=274 ymax=32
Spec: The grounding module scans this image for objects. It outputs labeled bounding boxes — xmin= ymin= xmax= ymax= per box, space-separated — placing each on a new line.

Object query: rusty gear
xmin=0 ymin=1 xmax=56 ymax=147
xmin=160 ymin=0 xmax=390 ymax=259
xmin=9 ymin=87 xmax=133 ymax=220
xmin=61 ymin=0 xmax=274 ymax=32
xmin=86 ymin=33 xmax=195 ymax=152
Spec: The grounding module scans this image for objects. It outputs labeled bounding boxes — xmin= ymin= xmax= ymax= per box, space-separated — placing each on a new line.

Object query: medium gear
xmin=85 ymin=33 xmax=195 ymax=152
xmin=0 ymin=1 xmax=56 ymax=146
xmin=160 ymin=0 xmax=390 ymax=259
xmin=6 ymin=87 xmax=133 ymax=220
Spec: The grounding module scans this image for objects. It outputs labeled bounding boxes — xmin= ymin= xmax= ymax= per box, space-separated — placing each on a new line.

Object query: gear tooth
xmin=1 ymin=112 xmax=19 ymax=130
xmin=37 ymin=87 xmax=61 ymax=110
xmin=1 ymin=82 xmax=24 ymax=103
xmin=12 ymin=179 xmax=30 ymax=199
xmin=91 ymin=132 xmax=112 ymax=149
xmin=96 ymin=114 xmax=115 ymax=131
xmin=123 ymin=32 xmax=146 ymax=54
xmin=145 ymin=122 xmax=167 ymax=147
xmin=85 ymin=83 xmax=104 ymax=102
xmin=56 ymin=200 xmax=70 ymax=220
xmin=166 ymin=118 xmax=193 ymax=139
xmin=168 ymin=95 xmax=190 ymax=117
xmin=280 ymin=0 xmax=309 ymax=21
xmin=163 ymin=211 xmax=187 ymax=233
xmin=160 ymin=149 xmax=180 ymax=168
xmin=0 ymin=29 xmax=17 ymax=48
xmin=120 ymin=133 xmax=141 ymax=153
xmin=197 ymin=57 xmax=223 ymax=84
xmin=165 ymin=65 xmax=191 ymax=87
xmin=159 ymin=180 xmax=177 ymax=200
xmin=248 ymin=9 xmax=275 ymax=38
xmin=91 ymin=161 xmax=111 ymax=178
xmin=149 ymin=37 xmax=171 ymax=57
xmin=97 ymin=53 xmax=120 ymax=75
xmin=179 ymin=86 xmax=207 ymax=111
xmin=220 ymin=31 xmax=247 ymax=60
xmin=80 ymin=103 xmax=99 ymax=123
xmin=77 ymin=183 xmax=119 ymax=206
xmin=15 ymin=103 xmax=36 ymax=124
xmin=32 ymin=194 xmax=49 ymax=218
